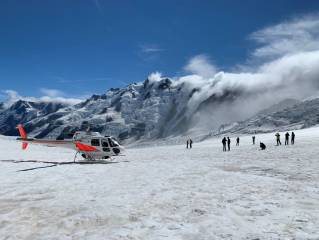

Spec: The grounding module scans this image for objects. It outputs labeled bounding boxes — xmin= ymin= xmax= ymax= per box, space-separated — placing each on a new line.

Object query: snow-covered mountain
xmin=1 ymin=76 xmax=319 ymax=142
xmin=217 ymin=98 xmax=319 ymax=135
xmin=0 ymin=77 xmax=250 ymax=141
xmin=0 ymin=100 xmax=68 ymax=136
xmin=257 ymin=98 xmax=301 ymax=116
xmin=0 ymin=78 xmax=191 ymax=141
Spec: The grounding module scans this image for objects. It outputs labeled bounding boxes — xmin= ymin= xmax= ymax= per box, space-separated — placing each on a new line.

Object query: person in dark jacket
xmin=227 ymin=137 xmax=231 ymax=151
xmin=252 ymin=136 xmax=256 ymax=145
xmin=260 ymin=142 xmax=266 ymax=150
xmin=186 ymin=139 xmax=189 ymax=149
xmin=275 ymin=132 xmax=281 ymax=146
xmin=236 ymin=137 xmax=240 ymax=146
xmin=285 ymin=132 xmax=290 ymax=145
xmin=189 ymin=139 xmax=193 ymax=149
xmin=222 ymin=137 xmax=227 ymax=152
xmin=291 ymin=132 xmax=295 ymax=145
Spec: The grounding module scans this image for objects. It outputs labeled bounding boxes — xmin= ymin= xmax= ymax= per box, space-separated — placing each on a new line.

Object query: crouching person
xmin=260 ymin=142 xmax=266 ymax=150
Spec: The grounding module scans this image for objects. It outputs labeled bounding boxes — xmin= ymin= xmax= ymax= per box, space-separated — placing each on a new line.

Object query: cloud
xmin=184 ymin=54 xmax=217 ymax=78
xmin=40 ymin=88 xmax=64 ymax=97
xmin=1 ymin=89 xmax=83 ymax=108
xmin=38 ymin=96 xmax=83 ymax=105
xmin=1 ymin=90 xmax=22 ymax=107
xmin=138 ymin=44 xmax=164 ymax=62
xmin=250 ymin=14 xmax=319 ymax=59
xmin=38 ymin=88 xmax=83 ymax=104
xmin=140 ymin=44 xmax=164 ymax=53
xmin=148 ymin=71 xmax=162 ymax=83
xmin=168 ymin=13 xmax=319 ymax=130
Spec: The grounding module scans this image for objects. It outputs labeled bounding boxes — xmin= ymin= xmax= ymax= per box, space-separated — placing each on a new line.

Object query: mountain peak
xmin=1 ymin=83 xmax=319 ymax=141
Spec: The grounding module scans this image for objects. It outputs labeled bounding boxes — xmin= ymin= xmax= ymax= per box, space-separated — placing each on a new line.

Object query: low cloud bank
xmin=168 ymin=14 xmax=319 ymax=129
xmin=2 ymin=89 xmax=82 ymax=108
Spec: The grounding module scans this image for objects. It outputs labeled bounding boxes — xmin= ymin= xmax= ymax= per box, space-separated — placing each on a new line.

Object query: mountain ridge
xmin=1 ymin=77 xmax=319 ymax=142
xmin=216 ymin=98 xmax=319 ymax=136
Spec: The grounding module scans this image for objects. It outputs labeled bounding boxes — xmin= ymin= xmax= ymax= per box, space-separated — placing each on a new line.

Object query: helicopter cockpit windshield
xmin=108 ymin=137 xmax=119 ymax=147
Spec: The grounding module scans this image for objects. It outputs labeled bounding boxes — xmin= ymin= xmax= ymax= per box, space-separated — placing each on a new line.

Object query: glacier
xmin=0 ymin=127 xmax=318 ymax=239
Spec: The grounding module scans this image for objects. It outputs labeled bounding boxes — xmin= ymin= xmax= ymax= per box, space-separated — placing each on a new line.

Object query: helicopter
xmin=16 ymin=124 xmax=124 ymax=162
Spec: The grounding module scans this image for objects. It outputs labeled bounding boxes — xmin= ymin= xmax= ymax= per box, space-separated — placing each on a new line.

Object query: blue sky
xmin=1 ymin=0 xmax=319 ymax=101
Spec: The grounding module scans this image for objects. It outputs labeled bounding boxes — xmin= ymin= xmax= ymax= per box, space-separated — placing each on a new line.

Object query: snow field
xmin=0 ymin=127 xmax=319 ymax=239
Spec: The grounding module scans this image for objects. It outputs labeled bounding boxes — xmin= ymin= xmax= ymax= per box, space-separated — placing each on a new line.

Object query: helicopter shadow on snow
xmin=0 ymin=159 xmax=130 ymax=172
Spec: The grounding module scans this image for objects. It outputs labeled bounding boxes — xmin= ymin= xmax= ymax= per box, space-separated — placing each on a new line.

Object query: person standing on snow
xmin=252 ymin=136 xmax=256 ymax=145
xmin=285 ymin=132 xmax=290 ymax=145
xmin=291 ymin=132 xmax=295 ymax=145
xmin=236 ymin=137 xmax=240 ymax=146
xmin=186 ymin=139 xmax=189 ymax=149
xmin=227 ymin=137 xmax=231 ymax=151
xmin=275 ymin=132 xmax=281 ymax=146
xmin=222 ymin=137 xmax=227 ymax=152
xmin=189 ymin=139 xmax=193 ymax=149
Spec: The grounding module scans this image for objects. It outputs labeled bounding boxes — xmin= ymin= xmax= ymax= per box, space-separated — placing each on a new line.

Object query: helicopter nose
xmin=118 ymin=145 xmax=125 ymax=154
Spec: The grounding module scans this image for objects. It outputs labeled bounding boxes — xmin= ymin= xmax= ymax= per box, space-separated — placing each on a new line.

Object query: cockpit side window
xmin=108 ymin=138 xmax=113 ymax=147
xmin=91 ymin=139 xmax=100 ymax=146
xmin=102 ymin=140 xmax=109 ymax=147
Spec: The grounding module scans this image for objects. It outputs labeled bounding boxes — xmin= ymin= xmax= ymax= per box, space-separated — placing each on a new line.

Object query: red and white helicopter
xmin=16 ymin=124 xmax=124 ymax=162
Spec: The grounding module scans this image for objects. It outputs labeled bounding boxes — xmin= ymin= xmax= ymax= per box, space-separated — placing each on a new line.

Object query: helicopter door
xmin=101 ymin=139 xmax=110 ymax=152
